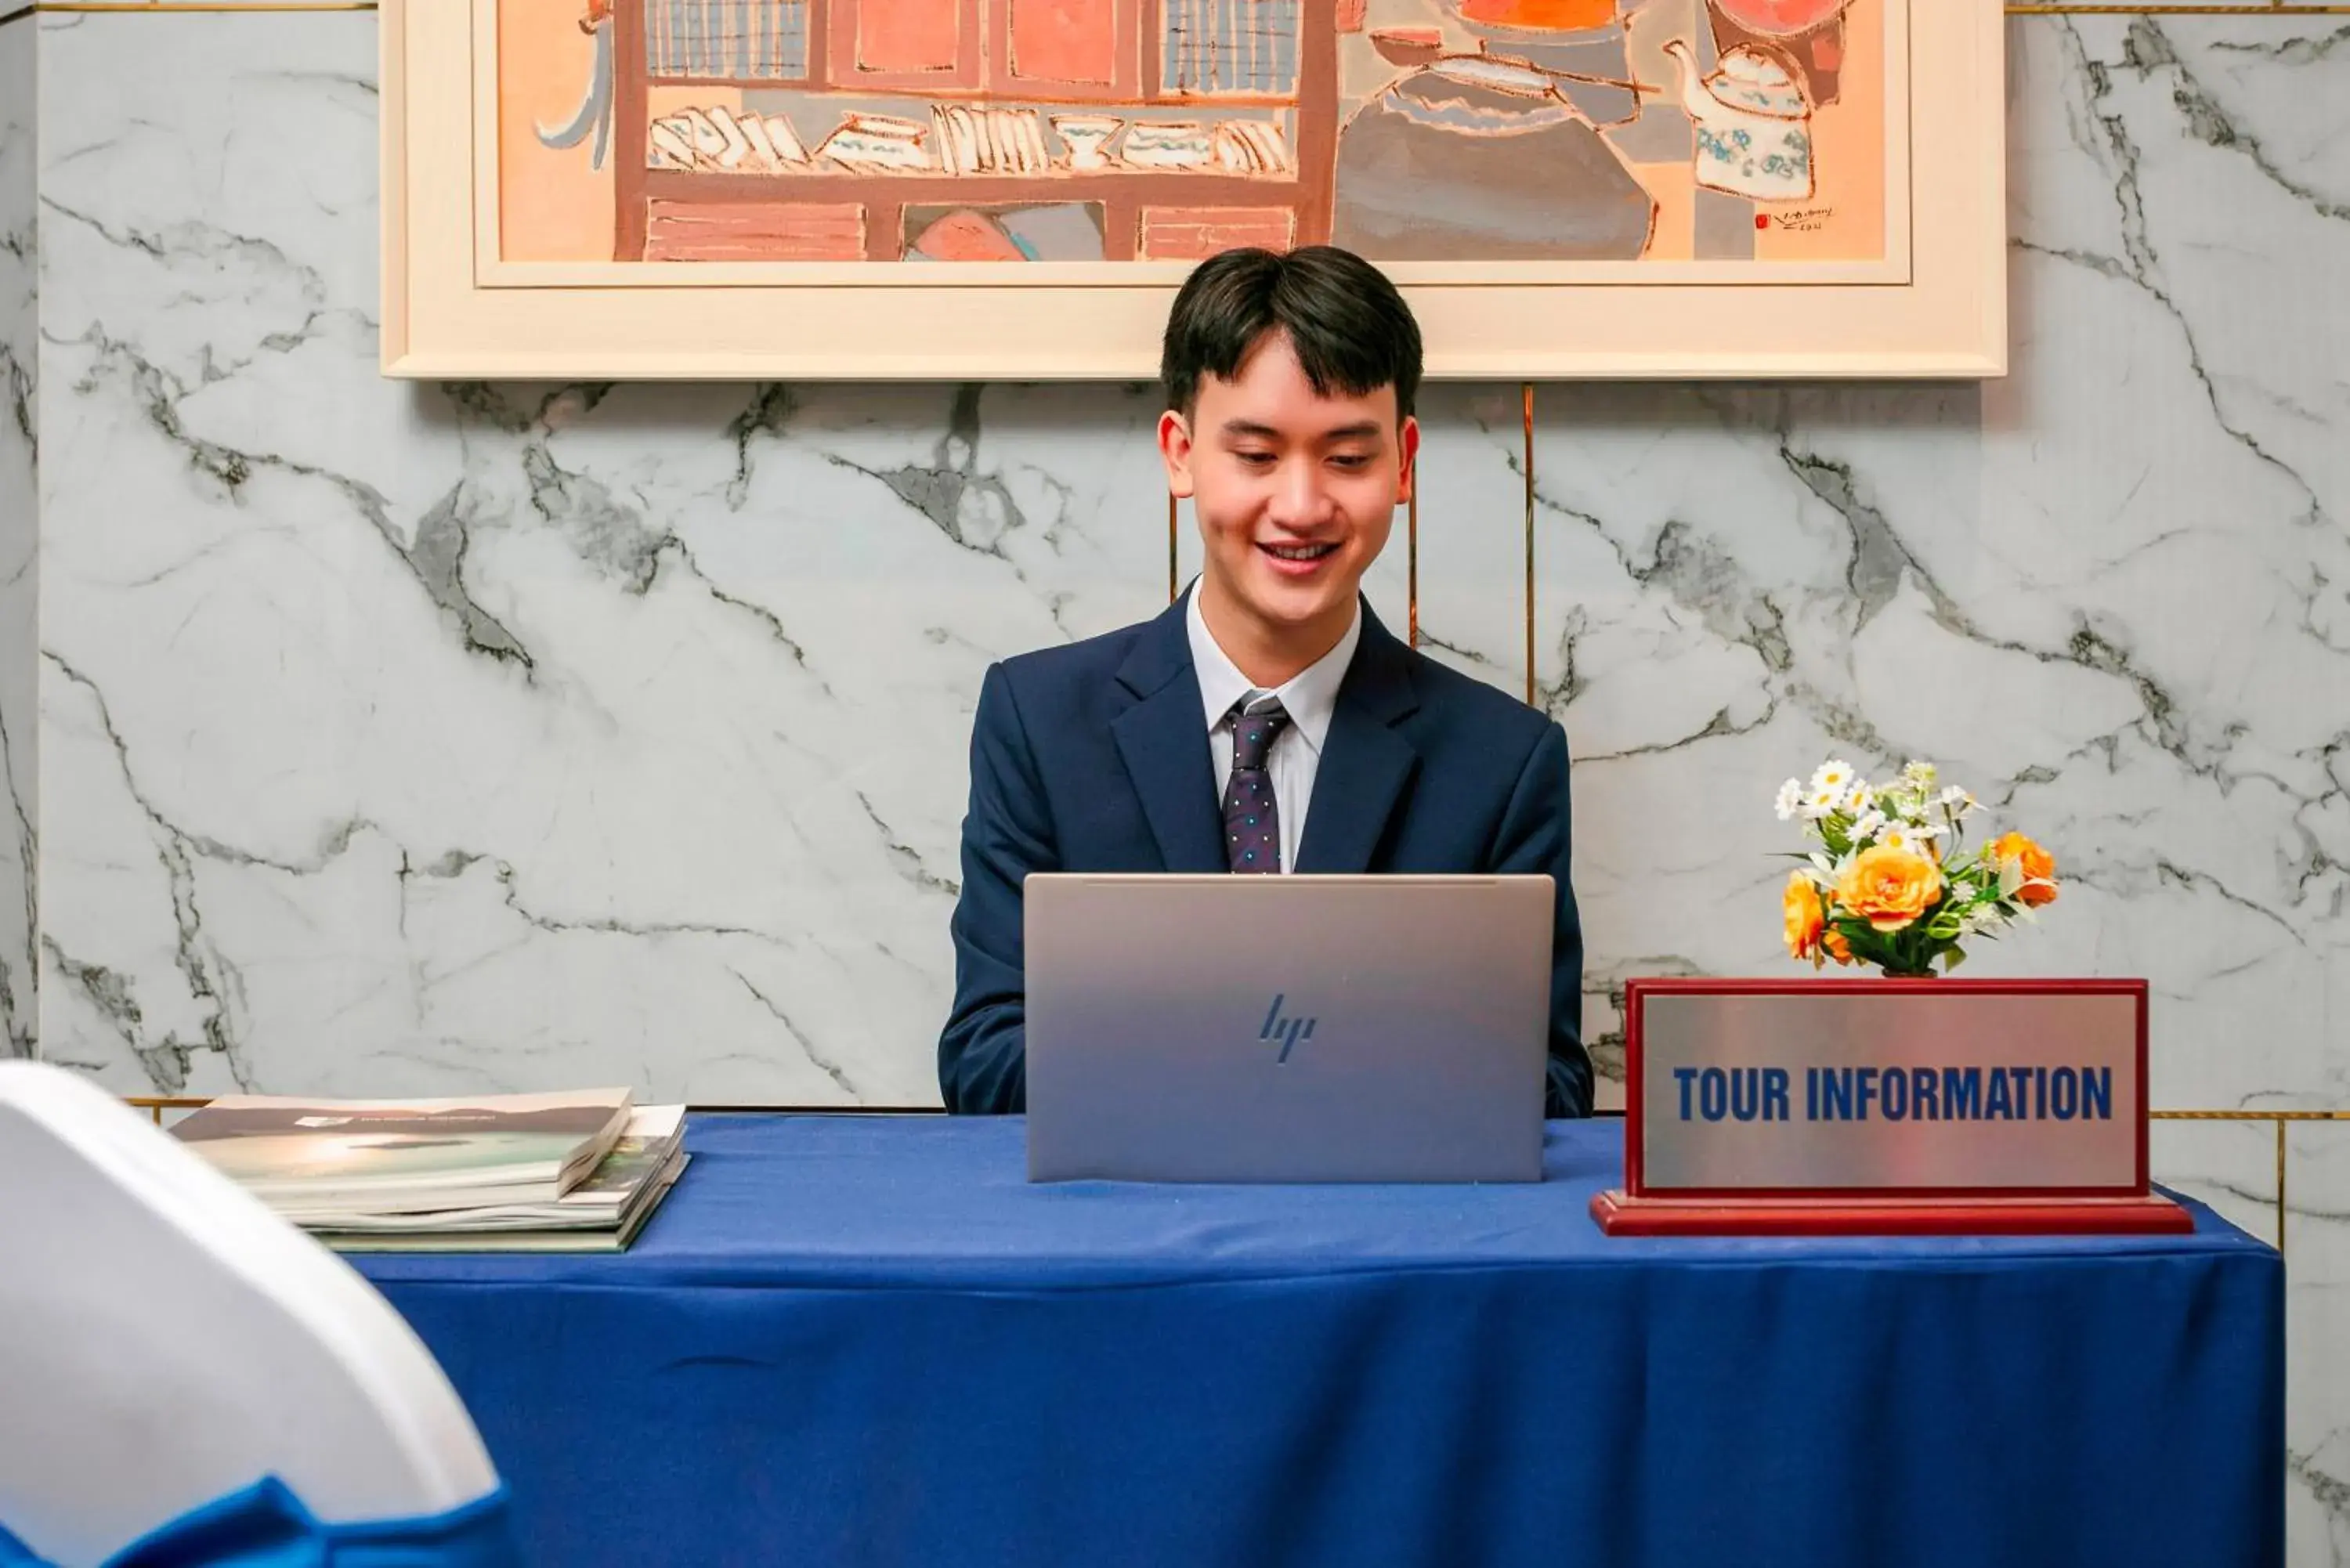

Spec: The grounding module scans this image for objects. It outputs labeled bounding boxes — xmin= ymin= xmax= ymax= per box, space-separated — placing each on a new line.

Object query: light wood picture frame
xmin=381 ymin=0 xmax=2005 ymax=381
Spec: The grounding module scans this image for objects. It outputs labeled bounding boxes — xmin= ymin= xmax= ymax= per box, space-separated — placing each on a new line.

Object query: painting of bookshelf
xmin=436 ymin=0 xmax=2009 ymax=381
xmin=588 ymin=0 xmax=1339 ymax=262
xmin=511 ymin=1 xmax=1900 ymax=270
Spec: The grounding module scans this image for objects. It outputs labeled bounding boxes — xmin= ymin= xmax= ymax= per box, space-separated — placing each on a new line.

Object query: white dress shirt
xmin=1186 ymin=587 xmax=1363 ymax=874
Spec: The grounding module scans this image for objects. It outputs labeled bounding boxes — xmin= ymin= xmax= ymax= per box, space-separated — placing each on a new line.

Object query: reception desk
xmin=360 ymin=1115 xmax=2281 ymax=1568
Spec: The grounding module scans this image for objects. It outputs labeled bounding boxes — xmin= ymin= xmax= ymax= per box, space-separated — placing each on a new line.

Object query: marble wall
xmin=16 ymin=4 xmax=2350 ymax=1557
xmin=1 ymin=2 xmax=34 ymax=1064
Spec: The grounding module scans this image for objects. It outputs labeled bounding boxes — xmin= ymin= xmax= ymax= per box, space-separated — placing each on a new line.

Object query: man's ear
xmin=1396 ymin=415 xmax=1422 ymax=505
xmin=1158 ymin=409 xmax=1198 ymax=500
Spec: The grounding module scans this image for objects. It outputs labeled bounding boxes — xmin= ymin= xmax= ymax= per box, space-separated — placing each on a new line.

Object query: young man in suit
xmin=938 ymin=246 xmax=1592 ymax=1118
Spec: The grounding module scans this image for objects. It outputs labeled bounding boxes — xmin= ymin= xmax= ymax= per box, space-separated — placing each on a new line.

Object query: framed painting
xmin=381 ymin=0 xmax=2005 ymax=379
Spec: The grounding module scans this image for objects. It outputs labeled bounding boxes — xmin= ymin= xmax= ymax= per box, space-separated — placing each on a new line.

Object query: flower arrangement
xmin=1775 ymin=759 xmax=2058 ymax=977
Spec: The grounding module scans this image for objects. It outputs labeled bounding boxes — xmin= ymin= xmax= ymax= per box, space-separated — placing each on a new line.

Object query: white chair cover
xmin=0 ymin=1063 xmax=501 ymax=1567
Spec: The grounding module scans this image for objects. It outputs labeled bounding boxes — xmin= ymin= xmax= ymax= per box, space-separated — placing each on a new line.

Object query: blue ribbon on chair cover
xmin=0 ymin=1477 xmax=522 ymax=1567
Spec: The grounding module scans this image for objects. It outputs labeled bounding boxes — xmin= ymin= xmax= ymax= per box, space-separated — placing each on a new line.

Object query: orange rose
xmin=1835 ymin=845 xmax=1944 ymax=932
xmin=1990 ymin=831 xmax=2059 ymax=907
xmin=1824 ymin=928 xmax=1854 ymax=966
xmin=1783 ymin=872 xmax=1825 ymax=961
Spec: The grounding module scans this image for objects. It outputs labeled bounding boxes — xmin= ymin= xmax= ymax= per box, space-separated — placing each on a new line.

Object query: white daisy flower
xmin=1810 ymin=759 xmax=1856 ymax=801
xmin=1959 ymin=905 xmax=2008 ymax=937
xmin=1901 ymin=760 xmax=1937 ymax=786
xmin=1849 ymin=810 xmax=1886 ymax=843
xmin=1940 ymin=786 xmax=1979 ymax=816
xmin=1804 ymin=786 xmax=1845 ymax=819
xmin=1774 ymin=779 xmax=1804 ymax=821
xmin=1879 ymin=824 xmax=1941 ymax=859
xmin=1846 ymin=782 xmax=1876 ymax=815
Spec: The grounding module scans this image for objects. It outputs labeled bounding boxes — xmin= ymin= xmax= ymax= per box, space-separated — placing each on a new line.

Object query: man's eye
xmin=1329 ymin=454 xmax=1372 ymax=471
xmin=1235 ymin=451 xmax=1276 ymax=467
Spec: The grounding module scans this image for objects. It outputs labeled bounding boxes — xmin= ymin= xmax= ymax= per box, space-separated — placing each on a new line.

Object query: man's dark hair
xmin=1160 ymin=247 xmax=1423 ymax=425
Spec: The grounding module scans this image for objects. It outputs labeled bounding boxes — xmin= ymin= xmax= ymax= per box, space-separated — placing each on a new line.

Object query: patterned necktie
xmin=1223 ymin=695 xmax=1292 ymax=874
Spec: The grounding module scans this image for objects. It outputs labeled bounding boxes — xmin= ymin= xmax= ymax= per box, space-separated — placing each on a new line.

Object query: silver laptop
xmin=1025 ymin=874 xmax=1553 ymax=1183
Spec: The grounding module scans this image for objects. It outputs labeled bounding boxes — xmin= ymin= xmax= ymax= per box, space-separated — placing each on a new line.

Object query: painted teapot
xmin=1661 ymin=40 xmax=1814 ymax=203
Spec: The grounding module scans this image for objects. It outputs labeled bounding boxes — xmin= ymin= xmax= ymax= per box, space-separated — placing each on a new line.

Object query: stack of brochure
xmin=171 ymin=1089 xmax=688 ymax=1253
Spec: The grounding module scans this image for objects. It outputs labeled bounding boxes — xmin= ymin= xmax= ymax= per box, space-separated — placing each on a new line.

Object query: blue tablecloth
xmin=1 ymin=1479 xmax=521 ymax=1567
xmin=358 ymin=1115 xmax=2281 ymax=1568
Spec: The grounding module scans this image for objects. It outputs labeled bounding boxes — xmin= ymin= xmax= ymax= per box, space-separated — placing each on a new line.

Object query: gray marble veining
xmin=16 ymin=7 xmax=2350 ymax=1559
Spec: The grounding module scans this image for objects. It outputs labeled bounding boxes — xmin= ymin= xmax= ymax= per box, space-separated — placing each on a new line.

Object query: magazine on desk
xmin=170 ymin=1087 xmax=635 ymax=1216
xmin=317 ymin=1148 xmax=692 ymax=1255
xmin=302 ymin=1105 xmax=688 ymax=1234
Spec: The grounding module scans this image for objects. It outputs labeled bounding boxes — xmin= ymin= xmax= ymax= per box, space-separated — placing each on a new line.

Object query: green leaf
xmin=1842 ymin=922 xmax=1895 ymax=970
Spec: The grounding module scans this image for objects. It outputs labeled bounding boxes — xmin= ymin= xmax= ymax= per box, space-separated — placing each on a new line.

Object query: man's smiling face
xmin=1160 ymin=328 xmax=1417 ymax=669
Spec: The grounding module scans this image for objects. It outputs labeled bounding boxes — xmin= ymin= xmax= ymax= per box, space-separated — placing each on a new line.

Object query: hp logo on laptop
xmin=1260 ymin=995 xmax=1318 ymax=1064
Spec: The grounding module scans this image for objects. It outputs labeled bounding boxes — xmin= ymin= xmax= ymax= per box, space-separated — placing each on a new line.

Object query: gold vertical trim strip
xmin=1522 ymin=383 xmax=1537 ymax=710
xmin=1406 ymin=487 xmax=1419 ymax=649
xmin=2276 ymin=1118 xmax=2288 ymax=1259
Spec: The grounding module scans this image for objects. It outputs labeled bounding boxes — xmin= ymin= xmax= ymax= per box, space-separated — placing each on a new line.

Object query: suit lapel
xmin=1110 ymin=598 xmax=1227 ymax=874
xmin=1296 ymin=608 xmax=1422 ymax=874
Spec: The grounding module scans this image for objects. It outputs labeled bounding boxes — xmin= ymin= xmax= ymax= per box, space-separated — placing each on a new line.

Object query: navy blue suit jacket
xmin=939 ymin=594 xmax=1593 ymax=1118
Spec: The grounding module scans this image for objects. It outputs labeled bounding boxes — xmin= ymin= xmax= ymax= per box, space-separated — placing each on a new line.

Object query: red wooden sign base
xmin=1589 ymin=1189 xmax=2193 ymax=1237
